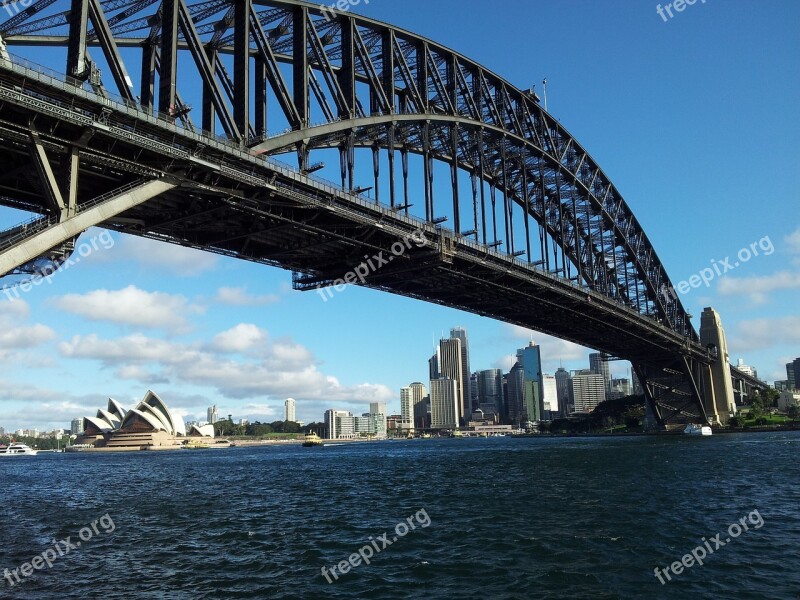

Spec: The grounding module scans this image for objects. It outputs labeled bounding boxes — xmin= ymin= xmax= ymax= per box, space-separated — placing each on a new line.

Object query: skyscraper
xmin=401 ymin=387 xmax=413 ymax=430
xmin=284 ymin=398 xmax=296 ymax=423
xmin=207 ymin=405 xmax=219 ymax=424
xmin=507 ymin=361 xmax=525 ymax=424
xmin=439 ymin=337 xmax=467 ymax=423
xmin=409 ymin=382 xmax=427 ymax=428
xmin=542 ymin=374 xmax=558 ymax=417
xmin=430 ymin=378 xmax=459 ymax=429
xmin=555 ymin=367 xmax=572 ymax=416
xmin=572 ymin=370 xmax=606 ymax=413
xmin=450 ymin=327 xmax=473 ymax=412
xmin=478 ymin=369 xmax=504 ymax=417
xmin=429 ymin=351 xmax=440 ymax=380
xmin=788 ymin=360 xmax=799 ymax=390
xmin=519 ymin=342 xmax=545 ymax=423
xmin=589 ymin=352 xmax=612 ymax=394
xmin=70 ymin=418 xmax=84 ymax=435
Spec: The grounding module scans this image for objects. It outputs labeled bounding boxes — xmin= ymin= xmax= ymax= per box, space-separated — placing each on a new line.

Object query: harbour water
xmin=1 ymin=432 xmax=799 ymax=599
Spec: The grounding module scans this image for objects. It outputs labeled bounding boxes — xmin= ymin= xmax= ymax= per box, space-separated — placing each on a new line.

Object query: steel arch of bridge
xmin=0 ymin=0 xmax=740 ymax=426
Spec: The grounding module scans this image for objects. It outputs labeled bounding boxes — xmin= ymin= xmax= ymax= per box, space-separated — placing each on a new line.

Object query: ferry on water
xmin=302 ymin=432 xmax=323 ymax=447
xmin=0 ymin=442 xmax=40 ymax=456
xmin=684 ymin=424 xmax=713 ymax=436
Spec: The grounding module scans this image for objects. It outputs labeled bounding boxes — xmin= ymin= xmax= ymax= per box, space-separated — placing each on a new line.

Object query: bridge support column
xmin=699 ymin=307 xmax=736 ymax=425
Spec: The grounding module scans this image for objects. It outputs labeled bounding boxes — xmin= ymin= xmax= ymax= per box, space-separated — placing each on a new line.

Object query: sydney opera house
xmin=73 ymin=391 xmax=214 ymax=452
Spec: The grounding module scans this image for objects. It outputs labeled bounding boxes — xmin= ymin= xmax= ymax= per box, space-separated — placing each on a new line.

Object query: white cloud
xmin=0 ymin=298 xmax=30 ymax=319
xmin=0 ymin=299 xmax=55 ymax=359
xmin=211 ymin=323 xmax=268 ymax=353
xmin=717 ymin=271 xmax=800 ymax=305
xmin=215 ymin=287 xmax=280 ymax=307
xmin=53 ymin=286 xmax=204 ymax=333
xmin=118 ymin=235 xmax=218 ymax=276
xmin=0 ymin=324 xmax=56 ymax=349
xmin=729 ymin=316 xmax=800 ymax=352
xmin=785 ymin=227 xmax=800 ymax=254
xmin=114 ymin=364 xmax=170 ymax=385
xmin=58 ymin=325 xmax=392 ymax=404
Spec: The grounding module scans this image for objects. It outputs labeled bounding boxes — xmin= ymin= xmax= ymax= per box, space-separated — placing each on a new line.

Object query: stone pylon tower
xmin=699 ymin=307 xmax=736 ymax=425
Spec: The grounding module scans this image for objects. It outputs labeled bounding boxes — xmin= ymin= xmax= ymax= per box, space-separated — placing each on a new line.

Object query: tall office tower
xmin=439 ymin=337 xmax=466 ymax=423
xmin=207 ymin=405 xmax=219 ymax=424
xmin=450 ymin=327 xmax=472 ymax=411
xmin=589 ymin=352 xmax=612 ymax=393
xmin=788 ymin=360 xmax=799 ymax=390
xmin=409 ymin=382 xmax=428 ymax=428
xmin=369 ymin=401 xmax=388 ymax=436
xmin=502 ymin=374 xmax=509 ymax=423
xmin=571 ymin=369 xmax=607 ymax=413
xmin=401 ymin=387 xmax=413 ymax=430
xmin=284 ymin=398 xmax=296 ymax=422
xmin=542 ymin=374 xmax=558 ymax=417
xmin=507 ymin=361 xmax=525 ymax=424
xmin=555 ymin=367 xmax=572 ymax=415
xmin=478 ymin=369 xmax=504 ymax=416
xmin=519 ymin=342 xmax=545 ymax=423
xmin=70 ymin=418 xmax=84 ymax=435
xmin=429 ymin=351 xmax=440 ymax=380
xmin=430 ymin=378 xmax=460 ymax=429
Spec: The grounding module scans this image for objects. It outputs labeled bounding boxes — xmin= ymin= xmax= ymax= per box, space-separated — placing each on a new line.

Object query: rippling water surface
xmin=1 ymin=432 xmax=799 ymax=599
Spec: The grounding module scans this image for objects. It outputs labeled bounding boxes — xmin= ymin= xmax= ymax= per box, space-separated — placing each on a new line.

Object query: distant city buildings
xmin=555 ymin=367 xmax=573 ymax=415
xmin=70 ymin=418 xmax=84 ymax=435
xmin=439 ymin=337 xmax=467 ymax=424
xmin=542 ymin=374 xmax=558 ymax=418
xmin=571 ymin=369 xmax=606 ymax=413
xmin=589 ymin=352 xmax=612 ymax=394
xmin=608 ymin=378 xmax=632 ymax=400
xmin=400 ymin=383 xmax=428 ymax=431
xmin=477 ymin=369 xmax=503 ymax=420
xmin=787 ymin=359 xmax=799 ymax=390
xmin=285 ymin=398 xmax=296 ymax=422
xmin=736 ymin=359 xmax=758 ymax=380
xmin=450 ymin=327 xmax=474 ymax=413
xmin=430 ymin=378 xmax=459 ymax=429
xmin=324 ymin=405 xmax=387 ymax=440
xmin=519 ymin=342 xmax=545 ymax=423
xmin=207 ymin=405 xmax=219 ymax=424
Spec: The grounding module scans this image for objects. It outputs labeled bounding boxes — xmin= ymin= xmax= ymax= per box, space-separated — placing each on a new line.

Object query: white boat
xmin=0 ymin=442 xmax=40 ymax=456
xmin=684 ymin=424 xmax=713 ymax=436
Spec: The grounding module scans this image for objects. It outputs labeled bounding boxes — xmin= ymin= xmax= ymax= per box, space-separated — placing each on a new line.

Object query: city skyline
xmin=0 ymin=0 xmax=798 ymax=431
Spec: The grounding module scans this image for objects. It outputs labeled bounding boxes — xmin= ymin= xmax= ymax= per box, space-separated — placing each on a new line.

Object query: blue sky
xmin=1 ymin=0 xmax=798 ymax=431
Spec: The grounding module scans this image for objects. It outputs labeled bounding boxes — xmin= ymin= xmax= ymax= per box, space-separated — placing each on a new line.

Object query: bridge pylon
xmin=699 ymin=307 xmax=736 ymax=425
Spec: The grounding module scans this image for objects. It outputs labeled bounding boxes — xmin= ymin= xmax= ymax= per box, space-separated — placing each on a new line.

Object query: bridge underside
xmin=0 ymin=0 xmax=765 ymax=427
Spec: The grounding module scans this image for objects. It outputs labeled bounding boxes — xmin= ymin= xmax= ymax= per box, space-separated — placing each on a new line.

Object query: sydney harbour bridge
xmin=0 ymin=0 xmax=764 ymax=427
